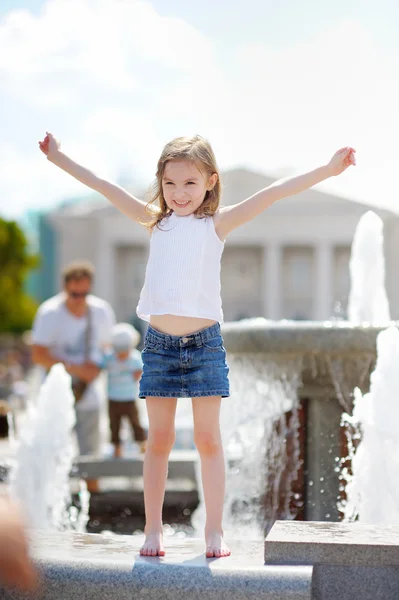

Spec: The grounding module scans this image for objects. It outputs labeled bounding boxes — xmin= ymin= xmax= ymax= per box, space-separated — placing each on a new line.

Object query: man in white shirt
xmin=31 ymin=261 xmax=115 ymax=490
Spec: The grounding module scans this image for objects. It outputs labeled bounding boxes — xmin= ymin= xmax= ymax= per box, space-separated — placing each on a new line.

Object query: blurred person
xmin=6 ymin=350 xmax=29 ymax=410
xmin=0 ymin=350 xmax=23 ymax=437
xmin=31 ymin=260 xmax=115 ymax=492
xmin=102 ymin=323 xmax=147 ymax=458
xmin=0 ymin=495 xmax=38 ymax=592
xmin=39 ymin=132 xmax=355 ymax=557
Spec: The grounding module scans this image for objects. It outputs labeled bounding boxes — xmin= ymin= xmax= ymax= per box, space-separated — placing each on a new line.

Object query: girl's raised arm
xmin=214 ymin=146 xmax=356 ymax=239
xmin=39 ymin=132 xmax=157 ymax=224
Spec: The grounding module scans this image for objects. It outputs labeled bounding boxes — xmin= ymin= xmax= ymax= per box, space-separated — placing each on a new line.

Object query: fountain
xmin=9 ymin=364 xmax=89 ymax=531
xmin=217 ymin=211 xmax=393 ymax=528
xmin=342 ymin=326 xmax=399 ymax=523
xmin=220 ymin=319 xmax=380 ymax=524
xmin=340 ymin=211 xmax=397 ymax=522
xmin=347 ymin=211 xmax=390 ymax=324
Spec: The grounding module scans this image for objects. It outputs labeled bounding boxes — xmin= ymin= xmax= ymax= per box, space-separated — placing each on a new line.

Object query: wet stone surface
xmin=0 ymin=529 xmax=314 ymax=600
xmin=265 ymin=520 xmax=399 ymax=567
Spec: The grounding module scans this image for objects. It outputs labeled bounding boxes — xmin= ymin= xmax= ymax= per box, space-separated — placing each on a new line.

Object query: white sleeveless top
xmin=137 ymin=212 xmax=225 ymax=323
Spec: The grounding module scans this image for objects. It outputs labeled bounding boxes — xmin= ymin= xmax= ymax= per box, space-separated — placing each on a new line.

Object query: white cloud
xmin=0 ymin=0 xmax=221 ymax=215
xmin=211 ymin=20 xmax=399 ymax=211
xmin=0 ymin=2 xmax=398 ymax=218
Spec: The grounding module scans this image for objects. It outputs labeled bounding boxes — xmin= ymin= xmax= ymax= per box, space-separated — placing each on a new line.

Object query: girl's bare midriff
xmin=150 ymin=314 xmax=217 ymax=337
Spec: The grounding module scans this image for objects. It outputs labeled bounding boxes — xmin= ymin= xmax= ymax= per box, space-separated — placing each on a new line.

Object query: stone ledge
xmin=221 ymin=320 xmax=383 ymax=355
xmin=312 ymin=564 xmax=399 ymax=600
xmin=0 ymin=531 xmax=312 ymax=600
xmin=0 ymin=451 xmax=199 ymax=484
xmin=74 ymin=450 xmax=197 ymax=481
xmin=265 ymin=521 xmax=399 ymax=567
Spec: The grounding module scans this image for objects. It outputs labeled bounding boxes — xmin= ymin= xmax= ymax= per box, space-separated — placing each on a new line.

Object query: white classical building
xmin=50 ymin=168 xmax=399 ymax=325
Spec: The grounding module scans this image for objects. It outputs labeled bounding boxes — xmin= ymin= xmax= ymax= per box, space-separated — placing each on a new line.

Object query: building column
xmin=94 ymin=239 xmax=115 ymax=309
xmin=314 ymin=242 xmax=333 ymax=321
xmin=263 ymin=243 xmax=282 ymax=320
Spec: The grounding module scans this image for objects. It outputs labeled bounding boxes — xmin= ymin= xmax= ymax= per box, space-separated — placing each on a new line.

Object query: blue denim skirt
xmin=139 ymin=323 xmax=230 ymax=398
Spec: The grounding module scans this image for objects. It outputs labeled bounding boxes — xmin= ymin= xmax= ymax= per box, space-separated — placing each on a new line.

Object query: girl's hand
xmin=327 ymin=146 xmax=356 ymax=176
xmin=38 ymin=131 xmax=60 ymax=159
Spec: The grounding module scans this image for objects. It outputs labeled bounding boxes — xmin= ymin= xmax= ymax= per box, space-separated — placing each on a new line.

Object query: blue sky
xmin=1 ymin=0 xmax=399 ymax=218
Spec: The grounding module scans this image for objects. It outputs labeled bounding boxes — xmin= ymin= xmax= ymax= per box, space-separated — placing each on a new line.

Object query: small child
xmin=102 ymin=323 xmax=147 ymax=457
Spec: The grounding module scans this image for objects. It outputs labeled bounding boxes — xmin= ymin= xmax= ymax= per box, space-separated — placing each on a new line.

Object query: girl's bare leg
xmin=192 ymin=396 xmax=230 ymax=558
xmin=140 ymin=396 xmax=177 ymax=557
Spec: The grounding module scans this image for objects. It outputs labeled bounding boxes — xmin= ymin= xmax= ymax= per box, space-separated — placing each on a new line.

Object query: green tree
xmin=0 ymin=218 xmax=39 ymax=333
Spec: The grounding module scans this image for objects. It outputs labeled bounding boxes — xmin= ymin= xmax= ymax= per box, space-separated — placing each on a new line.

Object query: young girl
xmin=39 ymin=132 xmax=355 ymax=558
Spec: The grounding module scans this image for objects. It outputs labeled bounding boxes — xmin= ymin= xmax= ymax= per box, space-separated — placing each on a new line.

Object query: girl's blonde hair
xmin=145 ymin=135 xmax=221 ymax=230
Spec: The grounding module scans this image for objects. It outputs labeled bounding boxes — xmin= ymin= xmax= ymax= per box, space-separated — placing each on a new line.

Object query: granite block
xmin=312 ymin=564 xmax=399 ymax=600
xmin=265 ymin=520 xmax=399 ymax=567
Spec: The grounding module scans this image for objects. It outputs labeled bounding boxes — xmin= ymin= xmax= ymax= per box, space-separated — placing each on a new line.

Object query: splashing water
xmin=347 ymin=211 xmax=390 ymax=324
xmin=341 ymin=327 xmax=399 ymax=522
xmin=192 ymin=351 xmax=302 ymax=539
xmin=341 ymin=210 xmax=395 ymax=521
xmin=9 ymin=364 xmax=90 ymax=531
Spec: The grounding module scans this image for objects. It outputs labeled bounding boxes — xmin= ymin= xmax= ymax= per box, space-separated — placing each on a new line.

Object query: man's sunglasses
xmin=69 ymin=291 xmax=89 ymax=298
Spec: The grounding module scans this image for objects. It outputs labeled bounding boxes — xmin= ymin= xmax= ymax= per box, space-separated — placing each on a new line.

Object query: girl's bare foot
xmin=139 ymin=440 xmax=147 ymax=454
xmin=140 ymin=532 xmax=165 ymax=557
xmin=205 ymin=531 xmax=231 ymax=558
xmin=114 ymin=444 xmax=122 ymax=458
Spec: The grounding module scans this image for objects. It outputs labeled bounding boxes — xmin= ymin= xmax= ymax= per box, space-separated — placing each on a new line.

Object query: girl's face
xmin=162 ymin=160 xmax=217 ymax=216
